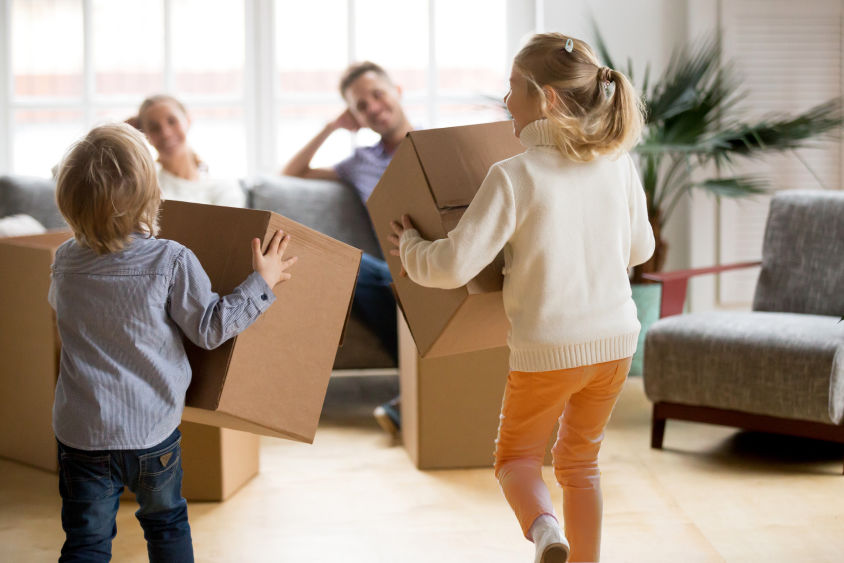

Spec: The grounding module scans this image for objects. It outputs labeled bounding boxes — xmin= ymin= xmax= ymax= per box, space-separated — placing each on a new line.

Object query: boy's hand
xmin=388 ymin=214 xmax=416 ymax=278
xmin=252 ymin=230 xmax=298 ymax=289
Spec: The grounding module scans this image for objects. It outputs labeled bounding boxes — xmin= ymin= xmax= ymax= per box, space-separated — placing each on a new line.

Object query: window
xmin=2 ymin=0 xmax=509 ymax=177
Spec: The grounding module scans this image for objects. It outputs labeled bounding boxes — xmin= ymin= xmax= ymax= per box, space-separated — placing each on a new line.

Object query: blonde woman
xmin=131 ymin=94 xmax=245 ymax=207
xmin=388 ymin=34 xmax=654 ymax=563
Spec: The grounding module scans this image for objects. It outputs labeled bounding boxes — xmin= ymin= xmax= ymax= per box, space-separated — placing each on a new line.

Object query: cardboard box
xmin=177 ymin=422 xmax=260 ymax=501
xmin=0 ymin=232 xmax=72 ymax=472
xmin=159 ymin=201 xmax=361 ymax=442
xmin=399 ymin=316 xmax=553 ymax=469
xmin=366 ymin=121 xmax=524 ymax=358
xmin=0 ymin=232 xmax=260 ymax=501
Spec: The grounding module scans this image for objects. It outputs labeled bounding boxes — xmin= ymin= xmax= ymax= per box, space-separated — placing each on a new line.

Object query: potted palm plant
xmin=591 ymin=29 xmax=842 ymax=374
xmin=592 ymin=31 xmax=842 ymax=282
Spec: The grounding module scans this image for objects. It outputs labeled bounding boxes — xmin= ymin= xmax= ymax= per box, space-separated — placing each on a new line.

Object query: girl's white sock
xmin=530 ymin=514 xmax=569 ymax=563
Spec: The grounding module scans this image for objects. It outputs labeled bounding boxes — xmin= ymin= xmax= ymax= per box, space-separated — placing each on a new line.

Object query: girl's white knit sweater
xmin=399 ymin=119 xmax=655 ymax=372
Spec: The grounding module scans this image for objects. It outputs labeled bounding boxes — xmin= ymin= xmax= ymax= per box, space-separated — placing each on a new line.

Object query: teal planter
xmin=630 ymin=283 xmax=662 ymax=376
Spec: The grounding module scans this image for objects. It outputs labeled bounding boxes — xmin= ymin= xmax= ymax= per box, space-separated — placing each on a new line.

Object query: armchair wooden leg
xmin=651 ymin=406 xmax=666 ymax=449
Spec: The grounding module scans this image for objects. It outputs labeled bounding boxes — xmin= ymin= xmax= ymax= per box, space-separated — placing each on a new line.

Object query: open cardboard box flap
xmin=367 ymin=121 xmax=523 ymax=357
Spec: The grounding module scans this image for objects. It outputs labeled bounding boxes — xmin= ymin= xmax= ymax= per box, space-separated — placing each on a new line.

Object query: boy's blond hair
xmin=514 ymin=33 xmax=645 ymax=162
xmin=56 ymin=123 xmax=160 ymax=255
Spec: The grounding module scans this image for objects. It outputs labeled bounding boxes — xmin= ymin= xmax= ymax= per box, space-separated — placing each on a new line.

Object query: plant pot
xmin=630 ymin=283 xmax=662 ymax=376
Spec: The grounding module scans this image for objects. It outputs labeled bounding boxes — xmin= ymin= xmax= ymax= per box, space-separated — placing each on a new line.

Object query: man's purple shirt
xmin=334 ymin=140 xmax=394 ymax=204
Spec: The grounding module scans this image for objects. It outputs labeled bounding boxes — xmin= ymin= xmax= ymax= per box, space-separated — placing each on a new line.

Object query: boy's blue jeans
xmin=57 ymin=429 xmax=194 ymax=563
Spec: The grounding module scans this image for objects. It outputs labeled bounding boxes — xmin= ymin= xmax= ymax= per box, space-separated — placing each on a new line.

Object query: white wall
xmin=506 ymin=1 xmax=694 ymax=272
xmin=551 ymin=0 xmax=692 ymax=272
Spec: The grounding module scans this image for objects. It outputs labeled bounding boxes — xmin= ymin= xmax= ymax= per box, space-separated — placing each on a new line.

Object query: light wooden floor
xmin=2 ymin=376 xmax=843 ymax=562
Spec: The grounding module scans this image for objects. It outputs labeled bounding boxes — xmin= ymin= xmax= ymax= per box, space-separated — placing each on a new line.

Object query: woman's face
xmin=140 ymin=100 xmax=190 ymax=158
xmin=504 ymin=67 xmax=543 ymax=137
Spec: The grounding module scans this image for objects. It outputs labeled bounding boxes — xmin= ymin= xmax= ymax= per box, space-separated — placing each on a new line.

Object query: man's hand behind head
xmin=331 ymin=109 xmax=361 ymax=133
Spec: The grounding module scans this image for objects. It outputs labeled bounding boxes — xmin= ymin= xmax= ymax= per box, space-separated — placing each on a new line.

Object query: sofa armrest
xmin=643 ymin=260 xmax=761 ymax=318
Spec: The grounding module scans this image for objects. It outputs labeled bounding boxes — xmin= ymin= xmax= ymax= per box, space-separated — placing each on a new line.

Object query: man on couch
xmin=282 ymin=61 xmax=413 ymax=437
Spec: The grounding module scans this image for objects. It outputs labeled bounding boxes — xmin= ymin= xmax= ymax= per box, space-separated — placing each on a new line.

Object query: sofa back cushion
xmin=248 ymin=175 xmax=382 ymax=258
xmin=753 ymin=190 xmax=844 ymax=316
xmin=0 ymin=175 xmax=65 ymax=229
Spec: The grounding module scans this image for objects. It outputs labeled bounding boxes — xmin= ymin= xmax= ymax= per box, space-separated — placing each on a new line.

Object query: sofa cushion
xmin=644 ymin=311 xmax=844 ymax=424
xmin=0 ymin=175 xmax=65 ymax=229
xmin=248 ymin=175 xmax=383 ymax=259
xmin=753 ymin=190 xmax=844 ymax=317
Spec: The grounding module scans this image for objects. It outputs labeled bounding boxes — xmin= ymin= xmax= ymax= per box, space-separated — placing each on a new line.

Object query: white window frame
xmin=1 ymin=0 xmax=534 ymax=176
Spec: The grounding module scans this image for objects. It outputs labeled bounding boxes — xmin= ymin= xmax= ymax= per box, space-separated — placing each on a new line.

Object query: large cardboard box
xmin=399 ymin=316 xmax=553 ymax=469
xmin=159 ymin=201 xmax=361 ymax=442
xmin=0 ymin=232 xmax=72 ymax=472
xmin=177 ymin=422 xmax=260 ymax=501
xmin=366 ymin=121 xmax=525 ymax=358
xmin=0 ymin=232 xmax=259 ymax=501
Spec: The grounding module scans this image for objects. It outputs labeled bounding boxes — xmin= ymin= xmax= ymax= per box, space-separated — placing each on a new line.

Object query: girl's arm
xmin=398 ymin=164 xmax=516 ymax=289
xmin=626 ymin=154 xmax=655 ymax=268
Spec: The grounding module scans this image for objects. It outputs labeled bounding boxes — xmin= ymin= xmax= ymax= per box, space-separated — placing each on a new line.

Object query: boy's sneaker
xmin=373 ymin=399 xmax=401 ymax=438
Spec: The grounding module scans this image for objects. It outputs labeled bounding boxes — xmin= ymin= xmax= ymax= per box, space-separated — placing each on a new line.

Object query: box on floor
xmin=398 ymin=316 xmax=553 ymax=469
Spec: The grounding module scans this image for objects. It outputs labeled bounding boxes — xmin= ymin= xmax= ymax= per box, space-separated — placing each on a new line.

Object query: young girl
xmin=388 ymin=33 xmax=654 ymax=563
xmin=129 ymin=94 xmax=246 ymax=208
xmin=50 ymin=122 xmax=296 ymax=561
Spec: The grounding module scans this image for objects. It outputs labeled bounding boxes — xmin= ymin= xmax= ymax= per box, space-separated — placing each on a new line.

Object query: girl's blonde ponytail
xmin=514 ymin=33 xmax=645 ymax=162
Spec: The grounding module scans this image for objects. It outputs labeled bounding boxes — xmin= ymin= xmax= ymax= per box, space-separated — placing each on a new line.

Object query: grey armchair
xmin=642 ymin=190 xmax=844 ymax=473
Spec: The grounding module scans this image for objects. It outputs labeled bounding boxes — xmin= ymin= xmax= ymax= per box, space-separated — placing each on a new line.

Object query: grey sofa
xmin=643 ymin=190 xmax=844 ymax=472
xmin=0 ymin=173 xmax=395 ymax=371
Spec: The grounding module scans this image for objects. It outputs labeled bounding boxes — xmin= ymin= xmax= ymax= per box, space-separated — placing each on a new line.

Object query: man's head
xmin=339 ymin=61 xmax=409 ymax=140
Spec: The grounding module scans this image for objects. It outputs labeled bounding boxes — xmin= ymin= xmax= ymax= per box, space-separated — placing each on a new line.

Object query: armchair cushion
xmin=644 ymin=311 xmax=844 ymax=425
xmin=752 ymin=190 xmax=844 ymax=317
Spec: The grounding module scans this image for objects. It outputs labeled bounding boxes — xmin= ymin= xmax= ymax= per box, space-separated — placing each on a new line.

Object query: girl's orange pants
xmin=494 ymin=357 xmax=631 ymax=563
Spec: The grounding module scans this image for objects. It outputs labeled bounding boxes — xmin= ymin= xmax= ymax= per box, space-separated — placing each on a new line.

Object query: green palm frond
xmin=696 ymin=176 xmax=768 ymax=198
xmin=708 ymin=99 xmax=843 ymax=165
xmin=594 ymin=17 xmax=842 ymax=255
xmin=646 ymin=35 xmax=722 ymax=124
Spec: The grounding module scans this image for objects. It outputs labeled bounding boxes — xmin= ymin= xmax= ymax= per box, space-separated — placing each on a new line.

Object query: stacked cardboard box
xmin=367 ymin=122 xmax=555 ymax=468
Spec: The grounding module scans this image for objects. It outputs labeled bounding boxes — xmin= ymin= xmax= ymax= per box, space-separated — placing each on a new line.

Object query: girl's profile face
xmin=140 ymin=100 xmax=190 ymax=159
xmin=504 ymin=67 xmax=543 ymax=138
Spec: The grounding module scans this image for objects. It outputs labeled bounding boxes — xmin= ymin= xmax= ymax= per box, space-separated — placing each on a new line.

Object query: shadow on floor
xmin=318 ymin=374 xmax=399 ymax=428
xmin=664 ymin=429 xmax=844 ymax=476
